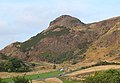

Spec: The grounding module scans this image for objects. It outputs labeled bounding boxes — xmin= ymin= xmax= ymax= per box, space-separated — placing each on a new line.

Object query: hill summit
xmin=49 ymin=15 xmax=84 ymax=28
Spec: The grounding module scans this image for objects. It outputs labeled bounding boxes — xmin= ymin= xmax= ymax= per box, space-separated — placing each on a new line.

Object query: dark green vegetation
xmin=0 ymin=76 xmax=32 ymax=83
xmin=53 ymin=64 xmax=56 ymax=69
xmin=0 ymin=58 xmax=31 ymax=72
xmin=0 ymin=78 xmax=6 ymax=83
xmin=13 ymin=76 xmax=32 ymax=83
xmin=2 ymin=71 xmax=62 ymax=82
xmin=20 ymin=26 xmax=70 ymax=52
xmin=84 ymin=69 xmax=120 ymax=83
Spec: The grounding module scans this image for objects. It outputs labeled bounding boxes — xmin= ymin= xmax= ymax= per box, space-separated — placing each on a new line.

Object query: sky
xmin=0 ymin=0 xmax=120 ymax=49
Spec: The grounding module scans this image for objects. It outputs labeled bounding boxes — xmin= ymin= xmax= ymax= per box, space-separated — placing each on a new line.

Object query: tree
xmin=0 ymin=58 xmax=31 ymax=72
xmin=13 ymin=76 xmax=32 ymax=83
xmin=3 ymin=61 xmax=13 ymax=72
xmin=53 ymin=64 xmax=56 ymax=69
xmin=0 ymin=78 xmax=6 ymax=83
xmin=9 ymin=58 xmax=22 ymax=69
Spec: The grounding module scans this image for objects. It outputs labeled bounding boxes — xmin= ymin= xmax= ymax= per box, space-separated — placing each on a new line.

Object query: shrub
xmin=0 ymin=62 xmax=5 ymax=72
xmin=71 ymin=59 xmax=77 ymax=65
xmin=9 ymin=58 xmax=22 ymax=68
xmin=0 ymin=58 xmax=31 ymax=72
xmin=84 ymin=69 xmax=120 ymax=83
xmin=0 ymin=78 xmax=6 ymax=83
xmin=31 ymin=63 xmax=36 ymax=67
xmin=53 ymin=64 xmax=56 ymax=69
xmin=3 ymin=61 xmax=13 ymax=72
xmin=13 ymin=76 xmax=32 ymax=83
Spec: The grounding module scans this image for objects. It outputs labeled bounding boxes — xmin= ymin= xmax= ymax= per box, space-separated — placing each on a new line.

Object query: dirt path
xmin=66 ymin=65 xmax=120 ymax=76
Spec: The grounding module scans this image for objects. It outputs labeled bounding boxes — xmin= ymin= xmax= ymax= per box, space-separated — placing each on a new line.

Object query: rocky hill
xmin=0 ymin=15 xmax=120 ymax=64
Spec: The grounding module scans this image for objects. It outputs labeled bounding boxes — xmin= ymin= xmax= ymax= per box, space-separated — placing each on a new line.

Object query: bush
xmin=53 ymin=64 xmax=56 ymax=69
xmin=9 ymin=58 xmax=22 ymax=68
xmin=84 ymin=69 xmax=120 ymax=83
xmin=13 ymin=76 xmax=32 ymax=83
xmin=71 ymin=59 xmax=77 ymax=65
xmin=31 ymin=63 xmax=36 ymax=67
xmin=0 ymin=78 xmax=6 ymax=83
xmin=0 ymin=58 xmax=31 ymax=72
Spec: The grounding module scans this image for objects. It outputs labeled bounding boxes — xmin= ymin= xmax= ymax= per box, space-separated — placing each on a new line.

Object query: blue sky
xmin=0 ymin=0 xmax=120 ymax=49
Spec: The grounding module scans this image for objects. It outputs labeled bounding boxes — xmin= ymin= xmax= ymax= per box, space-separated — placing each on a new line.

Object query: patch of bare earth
xmin=32 ymin=78 xmax=63 ymax=83
xmin=45 ymin=78 xmax=63 ymax=83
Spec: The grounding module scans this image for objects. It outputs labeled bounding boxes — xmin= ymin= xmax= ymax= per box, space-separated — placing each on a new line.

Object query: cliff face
xmin=0 ymin=15 xmax=120 ymax=63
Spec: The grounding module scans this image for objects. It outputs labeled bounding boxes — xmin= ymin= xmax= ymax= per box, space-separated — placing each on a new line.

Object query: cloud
xmin=0 ymin=21 xmax=8 ymax=28
xmin=0 ymin=0 xmax=120 ymax=49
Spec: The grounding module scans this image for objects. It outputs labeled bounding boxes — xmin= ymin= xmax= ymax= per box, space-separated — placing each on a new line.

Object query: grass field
xmin=2 ymin=71 xmax=81 ymax=83
xmin=3 ymin=71 xmax=62 ymax=82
